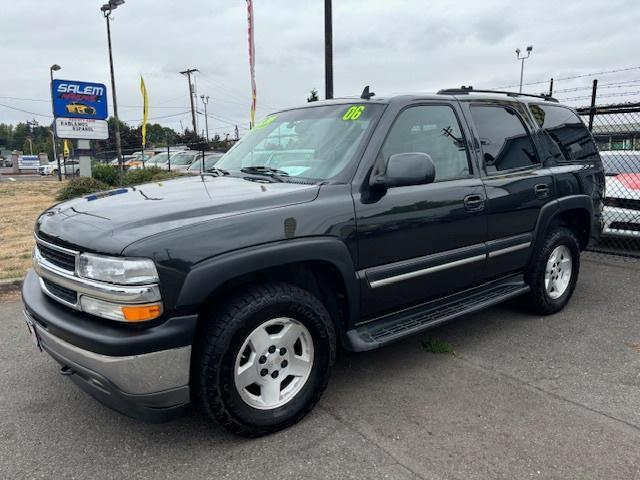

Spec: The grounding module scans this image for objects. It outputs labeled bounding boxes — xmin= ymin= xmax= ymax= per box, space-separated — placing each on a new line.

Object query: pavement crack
xmin=318 ymin=403 xmax=443 ymax=480
xmin=454 ymin=354 xmax=640 ymax=435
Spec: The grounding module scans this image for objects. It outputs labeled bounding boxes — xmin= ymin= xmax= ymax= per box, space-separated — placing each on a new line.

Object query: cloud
xmin=0 ymin=0 xmax=639 ymax=130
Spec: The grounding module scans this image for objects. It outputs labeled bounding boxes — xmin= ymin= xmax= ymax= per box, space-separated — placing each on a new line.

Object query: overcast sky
xmin=1 ymin=0 xmax=639 ymax=135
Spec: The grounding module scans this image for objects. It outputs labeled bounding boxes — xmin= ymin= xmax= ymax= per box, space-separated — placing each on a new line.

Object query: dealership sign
xmin=52 ymin=79 xmax=108 ymax=120
xmin=55 ymin=118 xmax=109 ymax=140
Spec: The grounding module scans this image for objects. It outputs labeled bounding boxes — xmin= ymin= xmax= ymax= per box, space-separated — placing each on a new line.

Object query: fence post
xmin=549 ymin=77 xmax=554 ymax=96
xmin=588 ymin=79 xmax=598 ymax=132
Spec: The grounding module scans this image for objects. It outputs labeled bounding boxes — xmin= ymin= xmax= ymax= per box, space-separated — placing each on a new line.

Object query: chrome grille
xmin=37 ymin=242 xmax=76 ymax=271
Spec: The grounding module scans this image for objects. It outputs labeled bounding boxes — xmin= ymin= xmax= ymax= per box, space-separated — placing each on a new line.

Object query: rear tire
xmin=525 ymin=227 xmax=580 ymax=315
xmin=196 ymin=282 xmax=336 ymax=437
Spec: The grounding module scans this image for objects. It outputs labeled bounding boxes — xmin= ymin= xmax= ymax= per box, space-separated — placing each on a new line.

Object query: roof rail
xmin=437 ymin=86 xmax=559 ymax=103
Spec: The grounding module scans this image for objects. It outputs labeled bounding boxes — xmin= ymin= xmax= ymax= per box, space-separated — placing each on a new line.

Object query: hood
xmin=36 ymin=175 xmax=320 ymax=254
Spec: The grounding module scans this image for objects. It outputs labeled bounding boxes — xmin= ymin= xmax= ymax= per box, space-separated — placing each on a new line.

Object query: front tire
xmin=196 ymin=282 xmax=336 ymax=437
xmin=525 ymin=227 xmax=580 ymax=315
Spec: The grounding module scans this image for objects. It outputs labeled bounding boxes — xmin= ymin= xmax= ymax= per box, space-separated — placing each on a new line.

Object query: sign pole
xmin=49 ymin=68 xmax=62 ymax=181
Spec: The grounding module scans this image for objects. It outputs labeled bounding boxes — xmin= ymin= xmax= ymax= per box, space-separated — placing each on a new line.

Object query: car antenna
xmin=360 ymin=85 xmax=375 ymax=100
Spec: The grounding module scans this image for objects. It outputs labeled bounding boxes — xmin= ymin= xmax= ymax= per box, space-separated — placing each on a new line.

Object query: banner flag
xmin=247 ymin=0 xmax=256 ymax=129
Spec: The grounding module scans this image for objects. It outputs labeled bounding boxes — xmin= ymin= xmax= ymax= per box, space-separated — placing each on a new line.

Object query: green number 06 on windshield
xmin=342 ymin=105 xmax=365 ymax=121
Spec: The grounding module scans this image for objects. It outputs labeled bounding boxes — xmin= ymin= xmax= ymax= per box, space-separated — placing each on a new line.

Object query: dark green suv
xmin=22 ymin=87 xmax=604 ymax=436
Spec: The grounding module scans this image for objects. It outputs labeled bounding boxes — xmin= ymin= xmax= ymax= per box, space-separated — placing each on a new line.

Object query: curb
xmin=0 ymin=278 xmax=23 ymax=293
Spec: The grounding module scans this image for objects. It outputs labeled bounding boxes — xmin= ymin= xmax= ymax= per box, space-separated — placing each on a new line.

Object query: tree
xmin=307 ymin=88 xmax=319 ymax=102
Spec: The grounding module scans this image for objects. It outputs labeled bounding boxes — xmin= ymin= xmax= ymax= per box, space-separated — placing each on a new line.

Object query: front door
xmin=354 ymin=103 xmax=487 ymax=320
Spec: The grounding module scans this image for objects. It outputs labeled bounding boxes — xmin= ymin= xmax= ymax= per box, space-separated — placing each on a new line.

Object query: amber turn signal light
xmin=121 ymin=303 xmax=163 ymax=322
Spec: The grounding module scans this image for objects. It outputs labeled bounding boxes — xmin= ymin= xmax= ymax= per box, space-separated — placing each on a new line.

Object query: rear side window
xmin=381 ymin=105 xmax=471 ymax=181
xmin=470 ymin=105 xmax=539 ymax=173
xmin=529 ymin=104 xmax=597 ymax=162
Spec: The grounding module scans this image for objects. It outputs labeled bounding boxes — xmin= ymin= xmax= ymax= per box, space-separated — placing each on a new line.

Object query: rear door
xmin=462 ymin=101 xmax=555 ymax=280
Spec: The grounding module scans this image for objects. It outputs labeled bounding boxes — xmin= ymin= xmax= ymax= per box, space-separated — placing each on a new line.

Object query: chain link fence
xmin=576 ymin=102 xmax=640 ymax=259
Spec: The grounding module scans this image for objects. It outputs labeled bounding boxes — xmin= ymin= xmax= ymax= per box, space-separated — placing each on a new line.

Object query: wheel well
xmin=550 ymin=208 xmax=591 ymax=250
xmin=198 ymin=260 xmax=350 ymax=342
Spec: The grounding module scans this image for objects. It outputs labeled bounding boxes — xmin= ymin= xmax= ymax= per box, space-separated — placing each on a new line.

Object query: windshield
xmin=204 ymin=154 xmax=222 ymax=170
xmin=148 ymin=153 xmax=169 ymax=164
xmin=171 ymin=152 xmax=197 ymax=165
xmin=216 ymin=103 xmax=383 ymax=180
xmin=601 ymin=152 xmax=640 ymax=174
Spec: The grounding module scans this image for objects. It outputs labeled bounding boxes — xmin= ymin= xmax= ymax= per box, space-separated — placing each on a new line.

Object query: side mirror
xmin=372 ymin=152 xmax=436 ymax=188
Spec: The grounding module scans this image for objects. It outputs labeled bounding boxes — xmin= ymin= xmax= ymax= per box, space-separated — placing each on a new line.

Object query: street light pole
xmin=101 ymin=0 xmax=125 ymax=173
xmin=515 ymin=45 xmax=533 ymax=93
xmin=324 ymin=0 xmax=334 ymax=100
xmin=200 ymin=95 xmax=210 ymax=142
xmin=49 ymin=64 xmax=62 ymax=181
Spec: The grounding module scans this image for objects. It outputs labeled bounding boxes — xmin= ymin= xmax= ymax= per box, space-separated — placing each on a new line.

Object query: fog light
xmin=80 ymin=296 xmax=163 ymax=322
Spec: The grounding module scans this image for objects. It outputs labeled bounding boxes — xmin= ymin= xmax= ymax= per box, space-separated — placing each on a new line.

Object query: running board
xmin=346 ymin=276 xmax=530 ymax=351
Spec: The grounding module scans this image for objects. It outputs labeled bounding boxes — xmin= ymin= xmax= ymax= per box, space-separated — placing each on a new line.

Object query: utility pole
xmin=324 ymin=0 xmax=333 ymax=99
xmin=200 ymin=95 xmax=210 ymax=142
xmin=180 ymin=68 xmax=199 ymax=137
xmin=101 ymin=1 xmax=125 ymax=173
xmin=515 ymin=45 xmax=533 ymax=93
xmin=49 ymin=64 xmax=62 ymax=181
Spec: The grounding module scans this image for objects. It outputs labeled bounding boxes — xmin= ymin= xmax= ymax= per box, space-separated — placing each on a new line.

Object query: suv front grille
xmin=37 ymin=243 xmax=76 ymax=272
xmin=42 ymin=278 xmax=78 ymax=305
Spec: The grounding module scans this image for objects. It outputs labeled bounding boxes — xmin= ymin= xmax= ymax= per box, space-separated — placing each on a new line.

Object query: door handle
xmin=534 ymin=183 xmax=550 ymax=197
xmin=464 ymin=194 xmax=485 ymax=212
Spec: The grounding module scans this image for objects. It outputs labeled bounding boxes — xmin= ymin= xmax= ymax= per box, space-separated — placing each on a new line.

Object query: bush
xmin=92 ymin=163 xmax=120 ymax=186
xmin=56 ymin=177 xmax=110 ymax=201
xmin=121 ymin=166 xmax=179 ymax=186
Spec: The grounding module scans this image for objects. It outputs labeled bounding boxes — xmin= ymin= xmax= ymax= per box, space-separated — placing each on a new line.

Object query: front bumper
xmin=22 ymin=269 xmax=197 ymax=422
xmin=602 ymin=206 xmax=640 ymax=239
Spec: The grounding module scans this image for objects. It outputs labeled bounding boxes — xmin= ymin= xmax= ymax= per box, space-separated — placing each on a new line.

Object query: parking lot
xmin=1 ymin=256 xmax=639 ymax=480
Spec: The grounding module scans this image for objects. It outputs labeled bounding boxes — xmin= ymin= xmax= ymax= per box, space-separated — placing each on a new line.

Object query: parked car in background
xmin=109 ymin=155 xmax=135 ymax=167
xmin=125 ymin=152 xmax=155 ymax=170
xmin=186 ymin=153 xmax=224 ymax=174
xmin=160 ymin=150 xmax=199 ymax=172
xmin=39 ymin=160 xmax=80 ymax=176
xmin=601 ymin=151 xmax=640 ymax=239
xmin=143 ymin=151 xmax=182 ymax=169
xmin=38 ymin=163 xmax=57 ymax=175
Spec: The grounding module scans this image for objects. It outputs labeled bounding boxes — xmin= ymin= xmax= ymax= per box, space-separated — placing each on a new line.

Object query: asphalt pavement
xmin=1 ymin=256 xmax=639 ymax=479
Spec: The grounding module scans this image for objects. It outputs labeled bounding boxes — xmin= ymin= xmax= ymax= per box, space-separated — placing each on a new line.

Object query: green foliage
xmin=120 ymin=167 xmax=180 ymax=186
xmin=91 ymin=164 xmax=181 ymax=188
xmin=92 ymin=163 xmax=120 ymax=186
xmin=55 ymin=177 xmax=110 ymax=201
xmin=421 ymin=338 xmax=454 ymax=354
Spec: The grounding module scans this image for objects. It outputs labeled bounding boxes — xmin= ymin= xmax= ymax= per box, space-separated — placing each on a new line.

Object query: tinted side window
xmin=381 ymin=105 xmax=470 ymax=181
xmin=470 ymin=105 xmax=539 ymax=173
xmin=529 ymin=104 xmax=597 ymax=162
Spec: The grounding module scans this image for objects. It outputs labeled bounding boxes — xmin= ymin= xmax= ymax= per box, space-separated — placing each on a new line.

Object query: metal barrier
xmin=576 ymin=102 xmax=640 ymax=259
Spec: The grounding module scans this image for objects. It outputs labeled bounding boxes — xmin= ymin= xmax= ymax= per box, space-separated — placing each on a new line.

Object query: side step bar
xmin=346 ymin=276 xmax=530 ymax=351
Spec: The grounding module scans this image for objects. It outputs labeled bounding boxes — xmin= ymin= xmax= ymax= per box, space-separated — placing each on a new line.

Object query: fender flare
xmin=532 ymin=194 xmax=594 ymax=249
xmin=176 ymin=236 xmax=360 ymax=325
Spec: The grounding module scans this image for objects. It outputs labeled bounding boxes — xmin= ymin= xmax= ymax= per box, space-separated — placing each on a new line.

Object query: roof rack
xmin=437 ymin=86 xmax=558 ymax=103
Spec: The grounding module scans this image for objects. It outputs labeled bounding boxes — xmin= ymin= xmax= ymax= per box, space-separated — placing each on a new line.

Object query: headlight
xmin=77 ymin=253 xmax=159 ymax=285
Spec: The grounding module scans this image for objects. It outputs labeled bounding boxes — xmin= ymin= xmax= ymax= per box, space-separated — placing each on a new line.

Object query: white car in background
xmin=601 ymin=151 xmax=640 ymax=239
xmin=160 ymin=150 xmax=200 ymax=172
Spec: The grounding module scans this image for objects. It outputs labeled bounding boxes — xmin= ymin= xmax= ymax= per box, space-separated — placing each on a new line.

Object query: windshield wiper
xmin=200 ymin=167 xmax=229 ymax=178
xmin=240 ymin=165 xmax=290 ymax=182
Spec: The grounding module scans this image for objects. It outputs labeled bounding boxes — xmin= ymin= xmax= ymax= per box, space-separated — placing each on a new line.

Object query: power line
xmin=0 ymin=103 xmax=52 ymax=119
xmin=491 ymin=65 xmax=640 ymax=90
